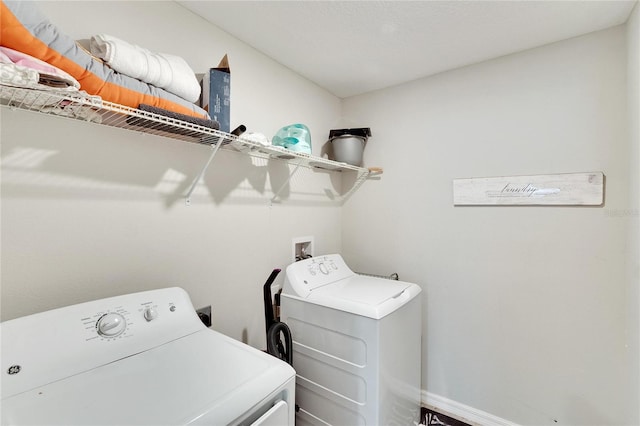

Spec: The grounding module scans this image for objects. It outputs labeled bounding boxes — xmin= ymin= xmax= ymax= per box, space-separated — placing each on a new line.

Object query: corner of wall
xmin=626 ymin=2 xmax=640 ymax=424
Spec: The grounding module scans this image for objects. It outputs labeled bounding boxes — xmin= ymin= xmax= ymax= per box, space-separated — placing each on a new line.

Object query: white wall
xmin=0 ymin=1 xmax=345 ymax=349
xmin=626 ymin=3 xmax=640 ymax=425
xmin=342 ymin=26 xmax=636 ymax=425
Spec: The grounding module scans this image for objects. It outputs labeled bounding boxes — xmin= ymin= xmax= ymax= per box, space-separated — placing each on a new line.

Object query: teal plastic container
xmin=272 ymin=124 xmax=311 ymax=154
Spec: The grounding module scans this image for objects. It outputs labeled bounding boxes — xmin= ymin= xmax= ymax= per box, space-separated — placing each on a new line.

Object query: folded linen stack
xmin=90 ymin=34 xmax=201 ymax=104
xmin=0 ymin=46 xmax=102 ymax=122
xmin=0 ymin=46 xmax=80 ymax=90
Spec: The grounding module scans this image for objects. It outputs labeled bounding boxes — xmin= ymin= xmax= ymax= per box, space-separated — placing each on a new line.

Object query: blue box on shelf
xmin=202 ymin=54 xmax=230 ymax=133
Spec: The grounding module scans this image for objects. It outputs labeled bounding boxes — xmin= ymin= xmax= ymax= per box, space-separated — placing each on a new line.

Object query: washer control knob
xmin=319 ymin=263 xmax=329 ymax=275
xmin=144 ymin=307 xmax=158 ymax=322
xmin=97 ymin=313 xmax=126 ymax=337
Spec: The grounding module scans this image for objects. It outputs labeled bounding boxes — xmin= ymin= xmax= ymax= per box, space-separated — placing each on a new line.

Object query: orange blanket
xmin=1 ymin=0 xmax=208 ymax=119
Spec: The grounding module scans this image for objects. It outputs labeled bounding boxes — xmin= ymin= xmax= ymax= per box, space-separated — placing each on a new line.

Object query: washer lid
xmin=305 ymin=275 xmax=421 ymax=319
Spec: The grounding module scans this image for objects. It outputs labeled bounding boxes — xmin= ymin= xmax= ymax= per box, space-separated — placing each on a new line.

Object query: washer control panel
xmin=306 ymin=256 xmax=339 ymax=277
xmin=283 ymin=254 xmax=355 ymax=298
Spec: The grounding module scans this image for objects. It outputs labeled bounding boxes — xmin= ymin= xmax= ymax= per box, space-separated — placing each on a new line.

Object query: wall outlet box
xmin=196 ymin=305 xmax=212 ymax=328
xmin=292 ymin=236 xmax=314 ymax=262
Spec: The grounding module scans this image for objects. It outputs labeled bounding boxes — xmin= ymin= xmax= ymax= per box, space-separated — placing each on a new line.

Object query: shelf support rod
xmin=271 ymin=160 xmax=303 ymax=203
xmin=185 ymin=137 xmax=225 ymax=206
xmin=338 ymin=169 xmax=370 ymax=204
xmin=338 ymin=167 xmax=382 ymax=204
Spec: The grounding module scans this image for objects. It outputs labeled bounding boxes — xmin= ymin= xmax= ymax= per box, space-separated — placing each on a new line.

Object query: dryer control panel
xmin=1 ymin=287 xmax=204 ymax=400
xmin=80 ymin=294 xmax=178 ymax=343
xmin=282 ymin=254 xmax=355 ymax=298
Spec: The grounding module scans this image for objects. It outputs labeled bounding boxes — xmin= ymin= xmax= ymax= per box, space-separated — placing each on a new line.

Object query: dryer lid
xmin=1 ymin=330 xmax=295 ymax=425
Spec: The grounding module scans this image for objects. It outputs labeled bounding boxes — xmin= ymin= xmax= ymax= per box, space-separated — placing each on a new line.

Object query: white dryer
xmin=280 ymin=254 xmax=422 ymax=426
xmin=1 ymin=287 xmax=295 ymax=425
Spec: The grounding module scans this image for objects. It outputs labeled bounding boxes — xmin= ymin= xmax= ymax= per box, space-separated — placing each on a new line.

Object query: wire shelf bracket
xmin=184 ymin=135 xmax=225 ymax=206
xmin=270 ymin=160 xmax=304 ymax=204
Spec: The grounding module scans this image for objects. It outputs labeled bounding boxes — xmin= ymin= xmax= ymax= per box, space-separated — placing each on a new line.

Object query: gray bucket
xmin=330 ymin=135 xmax=366 ymax=166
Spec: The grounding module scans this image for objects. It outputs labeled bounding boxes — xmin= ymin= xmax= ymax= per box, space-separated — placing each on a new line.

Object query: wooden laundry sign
xmin=453 ymin=172 xmax=604 ymax=206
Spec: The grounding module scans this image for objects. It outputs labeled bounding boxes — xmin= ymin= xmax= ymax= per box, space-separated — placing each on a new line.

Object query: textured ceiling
xmin=178 ymin=1 xmax=637 ymax=98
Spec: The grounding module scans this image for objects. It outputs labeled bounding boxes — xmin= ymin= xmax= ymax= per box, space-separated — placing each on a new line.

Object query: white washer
xmin=1 ymin=287 xmax=295 ymax=425
xmin=280 ymin=254 xmax=422 ymax=426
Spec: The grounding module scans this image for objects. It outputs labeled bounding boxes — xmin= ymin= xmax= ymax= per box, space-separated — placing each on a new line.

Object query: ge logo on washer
xmin=7 ymin=365 xmax=21 ymax=375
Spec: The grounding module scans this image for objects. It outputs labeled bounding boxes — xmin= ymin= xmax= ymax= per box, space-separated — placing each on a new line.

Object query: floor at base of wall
xmin=422 ymin=406 xmax=472 ymax=426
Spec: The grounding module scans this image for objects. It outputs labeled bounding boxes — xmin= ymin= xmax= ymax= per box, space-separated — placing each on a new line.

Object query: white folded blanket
xmin=90 ymin=34 xmax=200 ymax=103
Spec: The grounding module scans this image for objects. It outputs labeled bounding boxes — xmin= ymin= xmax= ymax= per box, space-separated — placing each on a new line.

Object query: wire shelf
xmin=0 ymin=84 xmax=373 ymax=174
xmin=1 ymin=84 xmax=382 ymax=204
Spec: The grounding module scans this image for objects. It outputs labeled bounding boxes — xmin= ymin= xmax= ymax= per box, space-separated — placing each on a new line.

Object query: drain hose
xmin=266 ymin=322 xmax=293 ymax=365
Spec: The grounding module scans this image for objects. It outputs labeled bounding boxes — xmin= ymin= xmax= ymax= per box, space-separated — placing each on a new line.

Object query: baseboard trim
xmin=422 ymin=391 xmax=520 ymax=426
